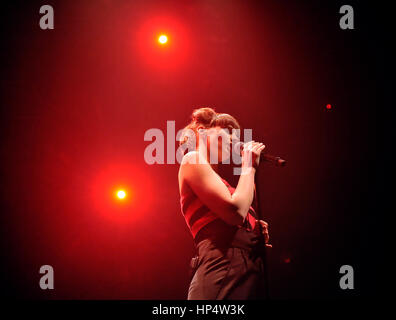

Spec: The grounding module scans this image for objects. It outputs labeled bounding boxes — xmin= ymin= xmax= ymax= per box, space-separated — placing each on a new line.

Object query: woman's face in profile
xmin=204 ymin=126 xmax=237 ymax=163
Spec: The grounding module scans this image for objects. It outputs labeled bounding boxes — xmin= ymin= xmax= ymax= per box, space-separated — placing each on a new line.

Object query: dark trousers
xmin=187 ymin=220 xmax=267 ymax=300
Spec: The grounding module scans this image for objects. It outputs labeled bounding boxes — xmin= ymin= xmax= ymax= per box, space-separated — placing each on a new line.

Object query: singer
xmin=178 ymin=107 xmax=272 ymax=300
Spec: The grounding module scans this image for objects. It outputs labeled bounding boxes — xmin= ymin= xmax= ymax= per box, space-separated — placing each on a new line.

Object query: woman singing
xmin=178 ymin=107 xmax=271 ymax=300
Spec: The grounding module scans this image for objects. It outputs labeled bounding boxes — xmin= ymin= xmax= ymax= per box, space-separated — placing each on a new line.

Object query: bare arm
xmin=179 ymin=141 xmax=265 ymax=226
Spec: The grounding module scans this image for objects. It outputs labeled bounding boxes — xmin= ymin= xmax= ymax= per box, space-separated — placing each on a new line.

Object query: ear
xmin=196 ymin=126 xmax=209 ymax=146
xmin=196 ymin=125 xmax=206 ymax=135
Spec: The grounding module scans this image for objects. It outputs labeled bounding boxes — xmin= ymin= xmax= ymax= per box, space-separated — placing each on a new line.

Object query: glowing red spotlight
xmin=284 ymin=258 xmax=291 ymax=264
xmin=117 ymin=190 xmax=126 ymax=200
xmin=158 ymin=34 xmax=168 ymax=44
xmin=326 ymin=104 xmax=332 ymax=110
xmin=91 ymin=163 xmax=153 ymax=224
xmin=135 ymin=16 xmax=190 ymax=70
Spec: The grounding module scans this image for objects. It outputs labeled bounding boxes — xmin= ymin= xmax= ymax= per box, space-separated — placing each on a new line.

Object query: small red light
xmin=284 ymin=258 xmax=291 ymax=264
xmin=326 ymin=104 xmax=332 ymax=110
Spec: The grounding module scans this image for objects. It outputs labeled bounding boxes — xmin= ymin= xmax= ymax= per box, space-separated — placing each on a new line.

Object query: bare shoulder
xmin=179 ymin=151 xmax=208 ymax=184
xmin=178 ymin=151 xmax=200 ymax=195
xmin=180 ymin=150 xmax=202 ymax=166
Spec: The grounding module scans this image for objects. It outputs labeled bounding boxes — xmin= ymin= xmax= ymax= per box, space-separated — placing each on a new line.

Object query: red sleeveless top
xmin=180 ymin=178 xmax=258 ymax=238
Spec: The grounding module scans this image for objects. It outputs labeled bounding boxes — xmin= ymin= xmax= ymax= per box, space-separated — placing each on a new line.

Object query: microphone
xmin=234 ymin=142 xmax=286 ymax=167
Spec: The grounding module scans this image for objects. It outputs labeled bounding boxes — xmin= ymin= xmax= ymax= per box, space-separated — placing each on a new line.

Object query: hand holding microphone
xmin=240 ymin=141 xmax=266 ymax=169
xmin=236 ymin=141 xmax=286 ymax=168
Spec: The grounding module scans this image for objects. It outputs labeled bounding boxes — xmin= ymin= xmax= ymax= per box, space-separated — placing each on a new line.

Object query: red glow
xmin=90 ymin=162 xmax=153 ymax=224
xmin=284 ymin=258 xmax=291 ymax=264
xmin=134 ymin=15 xmax=191 ymax=70
xmin=326 ymin=104 xmax=332 ymax=110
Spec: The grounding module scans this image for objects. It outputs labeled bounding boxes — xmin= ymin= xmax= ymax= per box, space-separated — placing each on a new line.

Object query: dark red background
xmin=0 ymin=0 xmax=387 ymax=299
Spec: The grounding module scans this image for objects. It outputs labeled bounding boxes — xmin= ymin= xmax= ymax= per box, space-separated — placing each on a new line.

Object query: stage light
xmin=117 ymin=190 xmax=126 ymax=199
xmin=158 ymin=34 xmax=168 ymax=44
xmin=326 ymin=104 xmax=332 ymax=110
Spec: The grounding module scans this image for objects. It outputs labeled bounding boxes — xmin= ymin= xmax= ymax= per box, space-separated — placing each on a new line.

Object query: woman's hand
xmin=254 ymin=219 xmax=272 ymax=248
xmin=241 ymin=141 xmax=265 ymax=169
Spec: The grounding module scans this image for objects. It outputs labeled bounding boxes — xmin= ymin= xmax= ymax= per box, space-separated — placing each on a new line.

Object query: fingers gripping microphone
xmin=234 ymin=142 xmax=286 ymax=167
